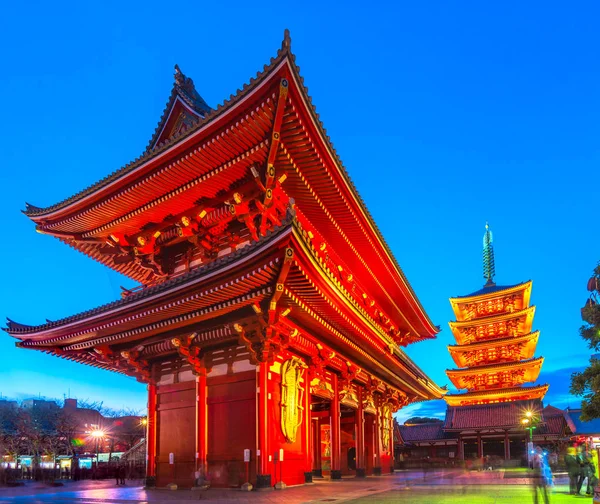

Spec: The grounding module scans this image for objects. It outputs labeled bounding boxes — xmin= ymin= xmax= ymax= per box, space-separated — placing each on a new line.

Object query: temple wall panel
xmin=207 ymin=370 xmax=257 ymax=487
xmin=155 ymin=381 xmax=196 ymax=487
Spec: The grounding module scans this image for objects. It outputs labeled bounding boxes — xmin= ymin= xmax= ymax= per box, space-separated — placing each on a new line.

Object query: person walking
xmin=576 ymin=445 xmax=589 ymax=495
xmin=531 ymin=446 xmax=549 ymax=504
xmin=119 ymin=464 xmax=126 ymax=485
xmin=114 ymin=465 xmax=120 ymax=485
xmin=580 ymin=446 xmax=596 ymax=495
xmin=565 ymin=446 xmax=579 ymax=495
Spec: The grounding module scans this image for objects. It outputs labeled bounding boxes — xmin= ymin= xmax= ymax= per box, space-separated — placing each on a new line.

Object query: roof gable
xmin=148 ymin=65 xmax=212 ymax=150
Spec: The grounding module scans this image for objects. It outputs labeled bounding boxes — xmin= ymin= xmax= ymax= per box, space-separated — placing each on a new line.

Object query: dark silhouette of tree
xmin=571 ymin=263 xmax=600 ymax=420
xmin=404 ymin=417 xmax=444 ymax=425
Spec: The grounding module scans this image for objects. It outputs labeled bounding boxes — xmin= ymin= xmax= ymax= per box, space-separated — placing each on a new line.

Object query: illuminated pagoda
xmin=442 ymin=224 xmax=548 ymax=462
xmin=445 ymin=224 xmax=548 ymax=407
xmin=396 ymin=226 xmax=551 ymax=464
xmin=4 ymin=31 xmax=445 ymax=489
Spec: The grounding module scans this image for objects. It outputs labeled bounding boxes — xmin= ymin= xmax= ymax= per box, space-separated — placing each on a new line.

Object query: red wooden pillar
xmin=257 ymin=361 xmax=271 ymax=488
xmin=477 ymin=433 xmax=483 ymax=460
xmin=303 ymin=370 xmax=313 ymax=482
xmin=504 ymin=431 xmax=511 ymax=460
xmin=330 ymin=374 xmax=342 ymax=479
xmin=146 ymin=383 xmax=157 ymax=481
xmin=355 ymin=387 xmax=365 ymax=477
xmin=313 ymin=418 xmax=322 ymax=476
xmin=196 ymin=369 xmax=208 ymax=480
xmin=373 ymin=396 xmax=382 ymax=475
xmin=388 ymin=408 xmax=395 ymax=473
xmin=458 ymin=436 xmax=464 ymax=460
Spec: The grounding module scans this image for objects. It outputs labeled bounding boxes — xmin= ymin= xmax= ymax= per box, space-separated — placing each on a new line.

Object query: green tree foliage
xmin=571 ymin=264 xmax=600 ymax=421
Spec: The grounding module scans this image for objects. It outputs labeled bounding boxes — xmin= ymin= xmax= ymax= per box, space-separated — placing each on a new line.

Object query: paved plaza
xmin=0 ymin=470 xmax=583 ymax=503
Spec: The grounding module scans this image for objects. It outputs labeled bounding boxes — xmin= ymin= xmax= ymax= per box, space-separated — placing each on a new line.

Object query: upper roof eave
xmin=443 ymin=384 xmax=549 ymax=406
xmin=446 ymin=356 xmax=544 ymax=376
xmin=22 ymin=35 xmax=293 ymax=221
xmin=450 ymin=280 xmax=532 ymax=304
xmin=449 ymin=305 xmax=536 ymax=329
xmin=21 ymin=31 xmax=439 ymax=339
xmin=447 ymin=331 xmax=540 ymax=353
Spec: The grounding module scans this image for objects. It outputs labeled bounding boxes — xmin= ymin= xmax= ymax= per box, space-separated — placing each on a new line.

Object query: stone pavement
xmin=0 ymin=470 xmax=572 ymax=503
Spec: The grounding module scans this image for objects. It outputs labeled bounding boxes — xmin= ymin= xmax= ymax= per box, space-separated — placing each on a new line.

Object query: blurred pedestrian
xmin=565 ymin=446 xmax=579 ymax=495
xmin=531 ymin=446 xmax=549 ymax=504
xmin=578 ymin=445 xmax=596 ymax=495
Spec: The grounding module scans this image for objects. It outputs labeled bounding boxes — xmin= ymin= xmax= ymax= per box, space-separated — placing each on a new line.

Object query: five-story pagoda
xmin=445 ymin=224 xmax=548 ymax=407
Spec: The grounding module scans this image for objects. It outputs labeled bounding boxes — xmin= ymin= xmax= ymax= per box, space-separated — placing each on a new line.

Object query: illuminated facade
xmin=4 ymin=31 xmax=445 ymax=489
xmin=445 ymin=225 xmax=548 ymax=407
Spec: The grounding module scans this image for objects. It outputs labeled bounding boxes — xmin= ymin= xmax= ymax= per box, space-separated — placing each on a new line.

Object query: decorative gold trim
xmin=281 ymin=357 xmax=307 ymax=443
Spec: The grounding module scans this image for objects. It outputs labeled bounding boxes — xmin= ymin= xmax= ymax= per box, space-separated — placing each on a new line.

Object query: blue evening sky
xmin=0 ymin=2 xmax=598 ymax=418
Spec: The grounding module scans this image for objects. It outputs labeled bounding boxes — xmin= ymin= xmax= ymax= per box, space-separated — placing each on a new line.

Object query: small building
xmin=397 ymin=403 xmax=571 ymax=466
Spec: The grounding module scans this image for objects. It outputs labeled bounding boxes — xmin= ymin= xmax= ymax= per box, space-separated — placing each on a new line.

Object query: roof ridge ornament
xmin=281 ymin=29 xmax=292 ymax=52
xmin=483 ymin=222 xmax=496 ymax=286
xmin=174 ymin=64 xmax=195 ymax=95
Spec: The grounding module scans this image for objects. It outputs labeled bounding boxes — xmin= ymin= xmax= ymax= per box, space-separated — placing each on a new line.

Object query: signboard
xmin=279 ymin=448 xmax=284 ymax=462
xmin=244 ymin=449 xmax=251 ymax=462
xmin=169 ymin=452 xmax=174 ymax=465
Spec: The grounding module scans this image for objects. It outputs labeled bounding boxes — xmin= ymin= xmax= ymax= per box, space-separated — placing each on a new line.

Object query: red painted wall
xmin=207 ymin=370 xmax=256 ymax=487
xmin=155 ymin=381 xmax=196 ymax=487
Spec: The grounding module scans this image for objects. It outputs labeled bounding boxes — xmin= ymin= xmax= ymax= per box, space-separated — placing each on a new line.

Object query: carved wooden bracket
xmin=120 ymin=349 xmax=152 ymax=384
xmin=171 ymin=334 xmax=210 ymax=375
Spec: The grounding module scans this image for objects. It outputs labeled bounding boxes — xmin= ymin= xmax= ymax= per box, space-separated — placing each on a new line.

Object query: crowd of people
xmin=564 ymin=444 xmax=598 ymax=496
xmin=530 ymin=443 xmax=598 ymax=504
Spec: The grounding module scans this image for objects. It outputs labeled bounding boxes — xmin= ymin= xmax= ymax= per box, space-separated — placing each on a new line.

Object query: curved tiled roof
xmin=446 ymin=356 xmax=544 ymax=375
xmin=443 ymin=383 xmax=549 ymax=404
xmin=448 ymin=331 xmax=540 ymax=352
xmin=444 ymin=399 xmax=543 ymax=430
xmin=4 ymin=213 xmax=293 ymax=336
xmin=399 ymin=422 xmax=446 ymax=442
xmin=20 ymin=30 xmax=438 ymax=338
xmin=452 ymin=281 xmax=531 ymax=300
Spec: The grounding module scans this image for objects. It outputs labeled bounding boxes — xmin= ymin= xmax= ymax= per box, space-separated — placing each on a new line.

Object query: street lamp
xmin=521 ymin=413 xmax=536 ymax=468
xmin=91 ymin=430 xmax=105 ymax=472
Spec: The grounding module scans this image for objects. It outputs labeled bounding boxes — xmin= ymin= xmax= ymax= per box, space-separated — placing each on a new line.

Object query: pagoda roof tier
xmin=443 ymin=384 xmax=549 ymax=407
xmin=449 ymin=281 xmax=532 ymax=322
xmin=449 ymin=306 xmax=536 ymax=344
xmin=5 ymin=215 xmax=444 ymax=401
xmin=20 ymin=31 xmax=438 ymax=343
xmin=448 ymin=331 xmax=540 ymax=368
xmin=446 ymin=357 xmax=544 ymax=390
xmin=443 ymin=399 xmax=543 ymax=431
